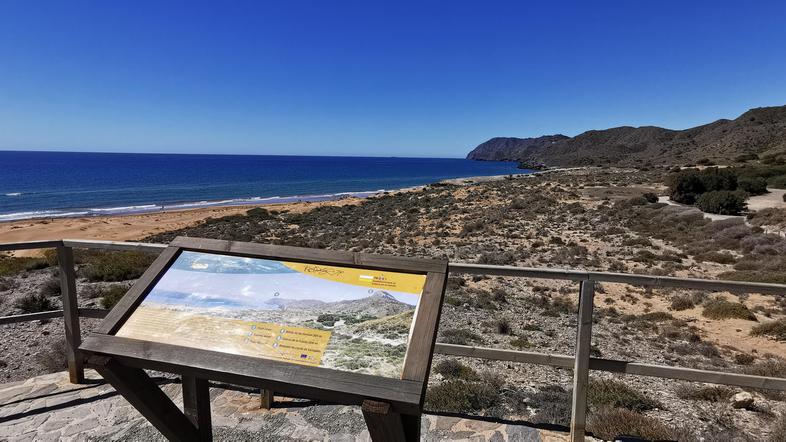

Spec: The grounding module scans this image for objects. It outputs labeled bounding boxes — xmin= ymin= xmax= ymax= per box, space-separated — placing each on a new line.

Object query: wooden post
xmin=361 ymin=400 xmax=407 ymax=442
xmin=91 ymin=356 xmax=200 ymax=441
xmin=260 ymin=389 xmax=273 ymax=410
xmin=182 ymin=375 xmax=213 ymax=441
xmin=57 ymin=244 xmax=84 ymax=384
xmin=570 ymin=280 xmax=595 ymax=441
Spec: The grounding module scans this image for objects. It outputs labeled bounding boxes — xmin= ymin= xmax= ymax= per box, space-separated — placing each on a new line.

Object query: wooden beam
xmin=62 ymin=239 xmax=167 ymax=253
xmin=57 ymin=245 xmax=84 ymax=384
xmin=0 ymin=240 xmax=62 ymax=252
xmin=570 ymin=280 xmax=594 ymax=442
xmin=362 ymin=400 xmax=407 ymax=442
xmin=182 ymin=375 xmax=213 ymax=441
xmin=81 ymin=334 xmax=424 ymax=415
xmin=91 ymin=356 xmax=200 ymax=441
xmin=77 ymin=308 xmax=110 ymax=319
xmin=0 ymin=310 xmax=64 ymax=325
xmin=260 ymin=389 xmax=273 ymax=410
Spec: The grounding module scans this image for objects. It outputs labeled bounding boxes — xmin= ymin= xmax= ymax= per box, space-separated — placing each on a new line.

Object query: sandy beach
xmin=0 ymin=198 xmax=364 ymax=256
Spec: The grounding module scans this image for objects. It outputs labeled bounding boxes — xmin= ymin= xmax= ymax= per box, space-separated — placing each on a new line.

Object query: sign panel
xmin=116 ymin=250 xmax=426 ymax=377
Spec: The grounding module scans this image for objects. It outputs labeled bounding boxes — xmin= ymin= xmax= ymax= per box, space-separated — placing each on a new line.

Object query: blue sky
xmin=1 ymin=1 xmax=785 ymax=157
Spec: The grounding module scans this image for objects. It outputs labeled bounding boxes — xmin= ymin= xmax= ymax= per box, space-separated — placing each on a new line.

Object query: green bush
xmin=695 ymin=190 xmax=748 ymax=215
xmin=587 ymin=379 xmax=661 ymax=412
xmin=438 ymin=328 xmax=483 ymax=345
xmin=15 ymin=293 xmax=57 ymax=313
xmin=98 ymin=285 xmax=129 ymax=309
xmin=738 ymin=177 xmax=768 ymax=195
xmin=668 ymin=168 xmax=737 ymax=204
xmin=702 ymin=298 xmax=757 ymax=321
xmin=587 ymin=407 xmax=678 ymax=441
xmin=81 ymin=251 xmax=158 ymax=282
xmin=675 ymin=385 xmax=735 ymax=402
xmin=424 ymin=373 xmax=503 ymax=413
xmin=433 ymin=359 xmax=479 ymax=381
xmin=39 ymin=275 xmax=61 ymax=296
xmin=670 ymin=295 xmax=695 ymax=311
xmin=751 ymin=318 xmax=786 ymax=341
xmin=770 ymin=175 xmax=786 ymax=189
xmin=0 ymin=256 xmax=51 ymax=276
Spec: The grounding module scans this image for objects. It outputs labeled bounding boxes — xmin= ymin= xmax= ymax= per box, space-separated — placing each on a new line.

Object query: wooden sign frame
xmin=79 ymin=237 xmax=448 ymax=442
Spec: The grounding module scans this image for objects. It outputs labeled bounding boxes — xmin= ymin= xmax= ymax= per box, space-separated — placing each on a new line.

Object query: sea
xmin=0 ymin=151 xmax=522 ymax=222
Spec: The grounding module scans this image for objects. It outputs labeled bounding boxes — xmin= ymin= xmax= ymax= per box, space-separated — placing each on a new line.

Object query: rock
xmin=730 ymin=392 xmax=754 ymax=409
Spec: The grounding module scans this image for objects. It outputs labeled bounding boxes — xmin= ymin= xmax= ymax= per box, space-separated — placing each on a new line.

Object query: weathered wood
xmin=435 ymin=343 xmax=786 ymax=391
xmin=434 ymin=343 xmax=575 ymax=368
xmin=260 ymin=389 xmax=273 ymax=410
xmin=63 ymin=239 xmax=167 ymax=253
xmin=96 ymin=246 xmax=181 ymax=335
xmin=91 ymin=356 xmax=200 ymax=441
xmin=182 ymin=375 xmax=213 ymax=441
xmin=77 ymin=308 xmax=110 ymax=319
xmin=570 ymin=280 xmax=594 ymax=442
xmin=0 ymin=310 xmax=64 ymax=325
xmin=80 ymin=334 xmax=424 ymax=415
xmin=0 ymin=240 xmax=62 ymax=252
xmin=362 ymin=400 xmax=406 ymax=442
xmin=402 ymin=270 xmax=447 ymax=386
xmin=170 ymin=236 xmax=447 ymax=274
xmin=57 ymin=245 xmax=84 ymax=384
xmin=449 ymin=263 xmax=786 ymax=296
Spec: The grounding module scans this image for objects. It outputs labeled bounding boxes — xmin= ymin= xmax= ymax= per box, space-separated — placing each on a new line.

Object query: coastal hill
xmin=467 ymin=105 xmax=786 ymax=167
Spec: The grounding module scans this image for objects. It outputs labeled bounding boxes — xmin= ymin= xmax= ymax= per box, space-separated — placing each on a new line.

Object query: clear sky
xmin=1 ymin=1 xmax=785 ymax=157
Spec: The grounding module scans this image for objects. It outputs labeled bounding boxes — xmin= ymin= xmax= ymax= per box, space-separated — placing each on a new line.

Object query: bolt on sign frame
xmin=79 ymin=237 xmax=448 ymax=442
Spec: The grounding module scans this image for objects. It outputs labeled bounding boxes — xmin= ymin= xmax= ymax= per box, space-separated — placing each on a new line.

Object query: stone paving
xmin=0 ymin=370 xmax=575 ymax=441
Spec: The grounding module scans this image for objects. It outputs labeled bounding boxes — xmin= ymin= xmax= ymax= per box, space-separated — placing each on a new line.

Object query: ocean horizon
xmin=0 ymin=151 xmax=522 ymax=222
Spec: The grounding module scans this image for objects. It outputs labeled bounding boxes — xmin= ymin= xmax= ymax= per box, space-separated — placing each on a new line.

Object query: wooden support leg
xmin=182 ymin=375 xmax=213 ymax=441
xmin=570 ymin=280 xmax=595 ymax=442
xmin=362 ymin=400 xmax=407 ymax=442
xmin=91 ymin=356 xmax=200 ymax=442
xmin=57 ymin=245 xmax=84 ymax=384
xmin=260 ymin=389 xmax=273 ymax=410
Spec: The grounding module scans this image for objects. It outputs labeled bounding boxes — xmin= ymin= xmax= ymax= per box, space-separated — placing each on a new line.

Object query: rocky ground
xmin=3 ymin=167 xmax=786 ymax=440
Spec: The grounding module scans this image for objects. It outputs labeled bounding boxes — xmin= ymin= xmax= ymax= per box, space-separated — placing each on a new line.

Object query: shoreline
xmin=0 ymin=173 xmax=526 ymax=255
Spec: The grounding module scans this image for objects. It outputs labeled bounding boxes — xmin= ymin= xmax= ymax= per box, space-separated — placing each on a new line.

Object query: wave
xmin=4 ymin=192 xmax=22 ymax=196
xmin=0 ymin=189 xmax=389 ymax=222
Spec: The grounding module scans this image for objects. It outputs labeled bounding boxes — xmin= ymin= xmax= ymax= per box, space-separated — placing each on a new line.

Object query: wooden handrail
xmin=2 ymin=238 xmax=786 ymax=441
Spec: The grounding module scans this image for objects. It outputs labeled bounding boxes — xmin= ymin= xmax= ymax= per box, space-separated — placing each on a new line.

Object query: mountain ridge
xmin=466 ymin=105 xmax=786 ymax=167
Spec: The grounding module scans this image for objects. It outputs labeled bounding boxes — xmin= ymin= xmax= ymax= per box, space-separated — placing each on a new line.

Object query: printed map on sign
xmin=116 ymin=251 xmax=426 ymax=377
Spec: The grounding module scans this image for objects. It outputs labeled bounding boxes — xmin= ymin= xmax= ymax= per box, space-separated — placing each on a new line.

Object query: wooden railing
xmin=2 ymin=239 xmax=786 ymax=441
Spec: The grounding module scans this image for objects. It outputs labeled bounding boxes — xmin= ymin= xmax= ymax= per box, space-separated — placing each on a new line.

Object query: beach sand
xmin=0 ymin=198 xmax=363 ymax=256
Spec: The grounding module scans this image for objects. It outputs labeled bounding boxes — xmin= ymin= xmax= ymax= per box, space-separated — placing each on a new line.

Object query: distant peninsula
xmin=467 ymin=105 xmax=786 ymax=167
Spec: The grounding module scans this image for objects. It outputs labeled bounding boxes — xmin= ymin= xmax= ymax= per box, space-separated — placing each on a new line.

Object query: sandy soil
xmin=0 ymin=198 xmax=362 ymax=256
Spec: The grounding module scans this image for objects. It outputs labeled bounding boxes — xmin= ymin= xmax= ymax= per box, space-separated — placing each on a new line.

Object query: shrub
xmin=668 ymin=168 xmax=737 ymax=204
xmin=425 ymin=373 xmax=503 ymax=413
xmin=695 ymin=190 xmax=748 ymax=215
xmin=670 ymin=295 xmax=695 ymax=311
xmin=433 ymin=359 xmax=479 ymax=381
xmin=642 ymin=192 xmax=659 ymax=203
xmin=738 ymin=177 xmax=768 ymax=195
xmin=510 ymin=336 xmax=532 ymax=349
xmin=98 ymin=285 xmax=128 ymax=309
xmin=0 ymin=256 xmax=50 ymax=276
xmin=587 ymin=407 xmax=677 ymax=441
xmin=438 ymin=328 xmax=483 ymax=345
xmin=587 ymin=379 xmax=661 ymax=412
xmin=35 ymin=340 xmax=68 ymax=373
xmin=675 ymin=385 xmax=735 ymax=402
xmin=702 ymin=298 xmax=757 ymax=321
xmin=735 ymin=353 xmax=755 ymax=365
xmin=14 ymin=293 xmax=57 ymax=313
xmin=527 ymin=385 xmax=572 ymax=426
xmin=39 ymin=275 xmax=61 ymax=296
xmin=495 ymin=318 xmax=512 ymax=334
xmin=751 ymin=318 xmax=786 ymax=341
xmin=81 ymin=251 xmax=158 ymax=282
xmin=694 ymin=251 xmax=736 ymax=264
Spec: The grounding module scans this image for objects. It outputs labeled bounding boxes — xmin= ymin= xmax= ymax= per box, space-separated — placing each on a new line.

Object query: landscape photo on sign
xmin=115 ymin=251 xmax=426 ymax=378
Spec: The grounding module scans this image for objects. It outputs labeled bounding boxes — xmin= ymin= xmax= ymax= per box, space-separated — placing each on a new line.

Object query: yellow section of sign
xmin=282 ymin=261 xmax=426 ymax=295
xmin=116 ymin=305 xmax=332 ymax=366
